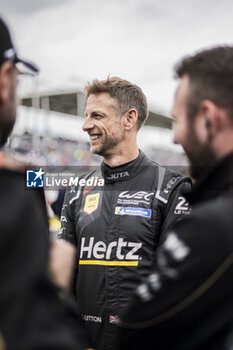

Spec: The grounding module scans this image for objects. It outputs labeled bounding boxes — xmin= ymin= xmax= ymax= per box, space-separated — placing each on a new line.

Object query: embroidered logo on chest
xmin=84 ymin=193 xmax=100 ymax=214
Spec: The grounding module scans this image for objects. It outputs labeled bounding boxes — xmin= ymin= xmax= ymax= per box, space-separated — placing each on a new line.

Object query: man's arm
xmin=57 ymin=188 xmax=94 ymax=350
xmin=57 ymin=188 xmax=80 ymax=298
xmin=118 ymin=210 xmax=233 ymax=348
xmin=48 ymin=239 xmax=77 ymax=290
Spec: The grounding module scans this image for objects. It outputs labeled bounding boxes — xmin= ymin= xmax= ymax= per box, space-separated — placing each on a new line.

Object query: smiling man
xmin=83 ymin=92 xmax=129 ymax=163
xmin=118 ymin=47 xmax=233 ymax=350
xmin=58 ymin=77 xmax=192 ymax=350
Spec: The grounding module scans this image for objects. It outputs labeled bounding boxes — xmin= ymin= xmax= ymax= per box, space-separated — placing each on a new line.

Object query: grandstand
xmin=21 ymin=90 xmax=173 ymax=129
xmin=5 ymin=88 xmax=187 ymax=168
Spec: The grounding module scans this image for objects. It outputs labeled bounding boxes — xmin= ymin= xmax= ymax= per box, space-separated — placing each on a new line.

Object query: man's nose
xmin=82 ymin=117 xmax=94 ymax=132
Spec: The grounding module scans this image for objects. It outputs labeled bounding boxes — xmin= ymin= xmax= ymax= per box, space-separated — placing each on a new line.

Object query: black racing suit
xmin=58 ymin=151 xmax=192 ymax=350
xmin=118 ymin=152 xmax=233 ymax=350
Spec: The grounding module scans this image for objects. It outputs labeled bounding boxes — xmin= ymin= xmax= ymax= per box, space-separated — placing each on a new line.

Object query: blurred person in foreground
xmin=0 ymin=17 xmax=86 ymax=349
xmin=118 ymin=46 xmax=233 ymax=350
xmin=58 ymin=77 xmax=192 ymax=350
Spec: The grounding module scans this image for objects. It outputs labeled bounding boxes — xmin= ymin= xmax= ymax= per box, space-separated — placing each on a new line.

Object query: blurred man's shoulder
xmin=0 ymin=152 xmax=47 ymax=217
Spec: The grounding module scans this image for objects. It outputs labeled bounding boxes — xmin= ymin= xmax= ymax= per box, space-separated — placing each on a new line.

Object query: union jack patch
xmin=109 ymin=315 xmax=118 ymax=324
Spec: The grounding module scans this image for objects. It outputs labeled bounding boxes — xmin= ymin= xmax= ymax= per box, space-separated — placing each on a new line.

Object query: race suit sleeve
xmin=57 ymin=188 xmax=92 ymax=349
xmin=158 ymin=178 xmax=192 ymax=244
xmin=57 ymin=188 xmax=80 ymax=299
xmin=57 ymin=188 xmax=78 ymax=246
xmin=118 ymin=207 xmax=233 ymax=349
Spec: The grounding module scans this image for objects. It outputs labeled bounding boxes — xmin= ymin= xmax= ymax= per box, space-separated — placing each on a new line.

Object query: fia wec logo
xmin=119 ymin=191 xmax=154 ymax=202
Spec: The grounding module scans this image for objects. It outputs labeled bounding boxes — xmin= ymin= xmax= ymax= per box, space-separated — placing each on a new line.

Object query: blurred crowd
xmin=4 ymin=131 xmax=188 ymax=169
xmin=5 ymin=132 xmax=100 ymax=167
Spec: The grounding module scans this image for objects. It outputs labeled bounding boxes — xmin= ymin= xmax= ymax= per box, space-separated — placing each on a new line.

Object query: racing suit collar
xmin=187 ymin=151 xmax=233 ymax=206
xmin=101 ymin=150 xmax=145 ymax=183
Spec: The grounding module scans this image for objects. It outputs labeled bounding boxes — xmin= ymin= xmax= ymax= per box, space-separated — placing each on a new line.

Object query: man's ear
xmin=199 ymin=100 xmax=222 ymax=135
xmin=124 ymin=108 xmax=138 ymax=131
xmin=0 ymin=61 xmax=14 ymax=104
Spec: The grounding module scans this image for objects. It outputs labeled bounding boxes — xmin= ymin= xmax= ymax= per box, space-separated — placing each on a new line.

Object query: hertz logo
xmin=79 ymin=237 xmax=142 ymax=266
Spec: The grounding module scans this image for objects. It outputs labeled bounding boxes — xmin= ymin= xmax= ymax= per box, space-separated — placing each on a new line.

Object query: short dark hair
xmin=85 ymin=77 xmax=149 ymax=130
xmin=175 ymin=46 xmax=233 ymax=121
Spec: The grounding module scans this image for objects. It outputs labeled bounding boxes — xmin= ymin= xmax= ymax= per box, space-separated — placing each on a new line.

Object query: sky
xmin=1 ymin=0 xmax=233 ymax=115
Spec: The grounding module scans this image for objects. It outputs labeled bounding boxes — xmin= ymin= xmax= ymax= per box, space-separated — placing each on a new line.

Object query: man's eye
xmin=94 ymin=114 xmax=103 ymax=119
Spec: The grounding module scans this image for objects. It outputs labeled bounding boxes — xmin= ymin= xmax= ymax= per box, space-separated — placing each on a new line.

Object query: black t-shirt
xmin=0 ymin=168 xmax=85 ymax=349
xmin=118 ymin=153 xmax=233 ymax=350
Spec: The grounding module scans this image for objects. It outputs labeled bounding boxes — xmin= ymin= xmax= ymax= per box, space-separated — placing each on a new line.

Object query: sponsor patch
xmin=79 ymin=237 xmax=142 ymax=265
xmin=115 ymin=206 xmax=151 ymax=218
xmin=163 ymin=176 xmax=180 ymax=194
xmin=117 ymin=191 xmax=154 ymax=206
xmin=84 ymin=193 xmax=100 ymax=214
xmin=107 ymin=171 xmax=129 ymax=180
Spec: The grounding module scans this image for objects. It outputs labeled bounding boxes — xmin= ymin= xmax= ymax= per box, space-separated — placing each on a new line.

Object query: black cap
xmin=0 ymin=17 xmax=39 ymax=74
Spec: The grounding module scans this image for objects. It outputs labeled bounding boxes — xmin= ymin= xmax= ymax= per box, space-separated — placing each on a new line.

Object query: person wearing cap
xmin=0 ymin=17 xmax=86 ymax=349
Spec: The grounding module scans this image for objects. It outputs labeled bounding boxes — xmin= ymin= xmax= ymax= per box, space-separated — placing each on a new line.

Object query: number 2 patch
xmin=174 ymin=196 xmax=191 ymax=215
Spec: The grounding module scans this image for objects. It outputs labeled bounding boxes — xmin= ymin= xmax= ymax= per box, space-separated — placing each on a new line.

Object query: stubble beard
xmin=90 ymin=133 xmax=122 ymax=157
xmin=186 ymin=127 xmax=217 ymax=180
